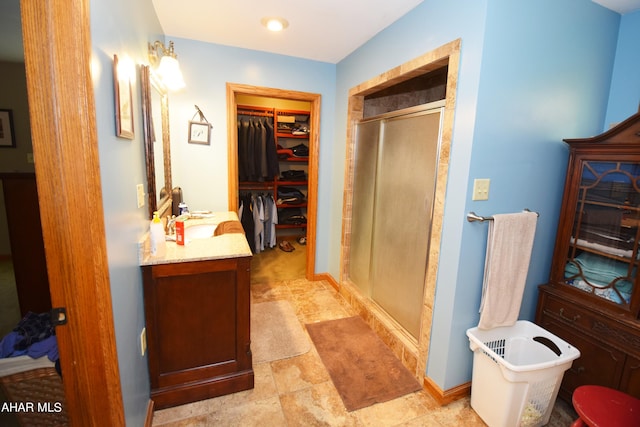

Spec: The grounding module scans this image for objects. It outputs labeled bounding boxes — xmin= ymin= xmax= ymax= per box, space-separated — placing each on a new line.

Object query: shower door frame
xmin=340 ymin=39 xmax=460 ymax=399
xmin=351 ymin=103 xmax=445 ymax=338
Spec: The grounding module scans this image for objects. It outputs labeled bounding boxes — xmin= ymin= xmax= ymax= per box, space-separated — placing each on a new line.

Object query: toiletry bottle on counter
xmin=175 ymin=215 xmax=186 ymax=245
xmin=150 ymin=211 xmax=166 ymax=257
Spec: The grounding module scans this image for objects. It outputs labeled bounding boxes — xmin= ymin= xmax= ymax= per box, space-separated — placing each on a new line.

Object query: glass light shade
xmin=261 ymin=17 xmax=289 ymax=32
xmin=157 ymin=55 xmax=185 ymax=91
xmin=267 ymin=19 xmax=283 ymax=31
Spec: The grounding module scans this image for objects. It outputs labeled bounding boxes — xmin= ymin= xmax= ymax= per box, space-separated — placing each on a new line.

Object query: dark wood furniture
xmin=536 ymin=112 xmax=640 ymax=402
xmin=1 ymin=173 xmax=51 ymax=316
xmin=142 ymin=256 xmax=253 ymax=409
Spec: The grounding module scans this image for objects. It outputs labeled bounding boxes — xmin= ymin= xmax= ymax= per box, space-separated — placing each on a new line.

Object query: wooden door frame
xmin=226 ymin=83 xmax=320 ymax=280
xmin=21 ymin=0 xmax=124 ymax=424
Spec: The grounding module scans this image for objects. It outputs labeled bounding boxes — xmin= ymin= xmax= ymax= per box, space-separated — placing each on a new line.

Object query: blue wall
xmin=435 ymin=0 xmax=620 ymax=389
xmin=165 ymin=39 xmax=336 ymax=273
xmin=336 ymin=0 xmax=622 ymax=390
xmin=90 ymin=0 xmax=162 ymax=424
xmin=605 ymin=9 xmax=640 ymax=127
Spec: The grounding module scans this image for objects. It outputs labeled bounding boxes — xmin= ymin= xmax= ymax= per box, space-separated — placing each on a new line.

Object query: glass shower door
xmin=370 ymin=110 xmax=442 ymax=338
xmin=349 ymin=105 xmax=443 ymax=338
xmin=349 ymin=120 xmax=380 ymax=294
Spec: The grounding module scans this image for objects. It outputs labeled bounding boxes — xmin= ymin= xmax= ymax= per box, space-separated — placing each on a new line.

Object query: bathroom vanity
xmin=140 ymin=212 xmax=253 ymax=409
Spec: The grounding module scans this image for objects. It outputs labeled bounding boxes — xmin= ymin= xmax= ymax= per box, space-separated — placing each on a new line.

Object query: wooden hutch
xmin=536 ymin=112 xmax=640 ymax=401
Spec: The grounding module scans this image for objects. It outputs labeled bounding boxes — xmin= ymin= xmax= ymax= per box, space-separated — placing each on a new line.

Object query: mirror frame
xmin=141 ymin=65 xmax=172 ymax=219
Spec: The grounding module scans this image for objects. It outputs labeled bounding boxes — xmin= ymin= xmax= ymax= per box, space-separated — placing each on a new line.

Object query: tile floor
xmin=152 ymin=255 xmax=578 ymax=426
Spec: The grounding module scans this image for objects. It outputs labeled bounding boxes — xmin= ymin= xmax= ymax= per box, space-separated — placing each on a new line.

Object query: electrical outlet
xmin=472 ymin=178 xmax=490 ymax=201
xmin=136 ymin=184 xmax=145 ymax=208
xmin=140 ymin=327 xmax=147 ymax=356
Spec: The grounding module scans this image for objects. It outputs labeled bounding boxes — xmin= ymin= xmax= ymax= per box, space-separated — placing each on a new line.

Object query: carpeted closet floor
xmin=152 ymin=246 xmax=579 ymax=426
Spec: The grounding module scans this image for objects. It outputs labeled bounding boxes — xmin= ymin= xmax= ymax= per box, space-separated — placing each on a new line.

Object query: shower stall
xmin=348 ymin=101 xmax=444 ymax=338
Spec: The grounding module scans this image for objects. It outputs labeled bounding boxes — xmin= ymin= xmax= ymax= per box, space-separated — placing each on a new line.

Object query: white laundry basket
xmin=466 ymin=320 xmax=580 ymax=427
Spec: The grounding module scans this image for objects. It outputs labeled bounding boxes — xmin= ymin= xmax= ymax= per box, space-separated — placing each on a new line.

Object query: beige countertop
xmin=139 ymin=211 xmax=252 ymax=266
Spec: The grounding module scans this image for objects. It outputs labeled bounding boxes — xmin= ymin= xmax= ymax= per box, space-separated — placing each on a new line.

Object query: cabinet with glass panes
xmin=536 ymin=112 xmax=640 ymax=402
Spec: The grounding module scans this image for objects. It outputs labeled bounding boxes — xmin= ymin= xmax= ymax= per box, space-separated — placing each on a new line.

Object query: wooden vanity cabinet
xmin=142 ymin=256 xmax=254 ymax=409
xmin=535 ymin=112 xmax=640 ymax=401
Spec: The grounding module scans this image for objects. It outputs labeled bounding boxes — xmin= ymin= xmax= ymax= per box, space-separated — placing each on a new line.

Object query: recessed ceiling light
xmin=261 ymin=17 xmax=289 ymax=32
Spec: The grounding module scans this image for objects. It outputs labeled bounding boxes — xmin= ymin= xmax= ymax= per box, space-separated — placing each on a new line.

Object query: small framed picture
xmin=113 ymin=54 xmax=134 ymax=139
xmin=0 ymin=109 xmax=16 ymax=148
xmin=188 ymin=121 xmax=211 ymax=145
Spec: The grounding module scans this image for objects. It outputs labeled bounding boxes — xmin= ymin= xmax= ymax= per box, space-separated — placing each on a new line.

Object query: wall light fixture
xmin=148 ymin=40 xmax=185 ymax=91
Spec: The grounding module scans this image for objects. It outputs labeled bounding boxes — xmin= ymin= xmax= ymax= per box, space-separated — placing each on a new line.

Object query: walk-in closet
xmin=226 ymin=84 xmax=321 ymax=280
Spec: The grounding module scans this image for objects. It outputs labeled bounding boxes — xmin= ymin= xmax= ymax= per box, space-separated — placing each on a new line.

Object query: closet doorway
xmin=226 ymin=83 xmax=320 ymax=280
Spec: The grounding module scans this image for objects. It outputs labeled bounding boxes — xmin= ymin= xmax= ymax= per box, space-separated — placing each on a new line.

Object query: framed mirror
xmin=141 ymin=65 xmax=172 ymax=219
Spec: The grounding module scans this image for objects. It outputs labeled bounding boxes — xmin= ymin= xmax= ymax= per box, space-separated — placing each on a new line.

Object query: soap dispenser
xmin=150 ymin=211 xmax=166 ymax=257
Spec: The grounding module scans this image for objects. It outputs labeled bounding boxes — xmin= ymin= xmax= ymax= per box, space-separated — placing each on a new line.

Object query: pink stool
xmin=571 ymin=385 xmax=640 ymax=427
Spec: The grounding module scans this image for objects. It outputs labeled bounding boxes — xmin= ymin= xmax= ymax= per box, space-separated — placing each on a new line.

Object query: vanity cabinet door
xmin=143 ymin=257 xmax=253 ymax=409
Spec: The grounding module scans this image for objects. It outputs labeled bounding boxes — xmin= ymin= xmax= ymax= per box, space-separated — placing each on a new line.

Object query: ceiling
xmin=1 ymin=0 xmax=639 ymax=64
xmin=151 ymin=0 xmax=423 ymax=63
xmin=592 ymin=0 xmax=640 ymax=13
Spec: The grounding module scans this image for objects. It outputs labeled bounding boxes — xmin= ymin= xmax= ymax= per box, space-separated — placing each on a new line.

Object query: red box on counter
xmin=175 ymin=219 xmax=185 ymax=245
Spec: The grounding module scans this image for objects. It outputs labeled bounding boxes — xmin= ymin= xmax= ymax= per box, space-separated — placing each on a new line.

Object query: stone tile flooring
xmin=152 ymin=276 xmax=578 ymax=426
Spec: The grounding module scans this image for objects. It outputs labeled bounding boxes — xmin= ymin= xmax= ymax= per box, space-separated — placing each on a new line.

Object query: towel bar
xmin=467 ymin=209 xmax=538 ymax=223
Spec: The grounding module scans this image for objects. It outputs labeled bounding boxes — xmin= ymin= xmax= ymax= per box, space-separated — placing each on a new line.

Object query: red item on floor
xmin=571 ymin=385 xmax=640 ymax=427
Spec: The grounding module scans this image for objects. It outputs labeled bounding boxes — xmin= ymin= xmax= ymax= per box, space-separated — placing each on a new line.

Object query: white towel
xmin=478 ymin=211 xmax=538 ymax=330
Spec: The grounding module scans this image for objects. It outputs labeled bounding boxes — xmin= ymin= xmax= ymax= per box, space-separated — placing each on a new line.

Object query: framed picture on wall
xmin=113 ymin=54 xmax=134 ymax=139
xmin=0 ymin=109 xmax=16 ymax=148
xmin=188 ymin=121 xmax=212 ymax=145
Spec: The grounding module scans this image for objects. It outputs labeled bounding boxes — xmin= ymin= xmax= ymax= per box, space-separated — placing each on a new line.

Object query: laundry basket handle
xmin=533 ymin=336 xmax=562 ymax=356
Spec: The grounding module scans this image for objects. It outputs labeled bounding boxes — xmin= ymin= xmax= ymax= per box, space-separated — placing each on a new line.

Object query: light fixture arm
xmin=148 ymin=40 xmax=185 ymax=91
xmin=149 ymin=40 xmax=178 ymax=66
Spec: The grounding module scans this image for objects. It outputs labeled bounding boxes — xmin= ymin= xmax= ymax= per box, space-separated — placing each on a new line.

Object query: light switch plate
xmin=472 ymin=178 xmax=490 ymax=201
xmin=136 ymin=184 xmax=145 ymax=208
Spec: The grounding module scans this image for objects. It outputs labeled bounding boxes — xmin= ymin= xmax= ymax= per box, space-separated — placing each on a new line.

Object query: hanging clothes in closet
xmin=238 ymin=191 xmax=278 ymax=254
xmin=237 ymin=114 xmax=279 ymax=182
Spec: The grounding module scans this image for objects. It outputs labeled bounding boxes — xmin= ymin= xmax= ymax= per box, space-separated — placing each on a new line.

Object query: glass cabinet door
xmin=564 ymin=161 xmax=640 ymax=306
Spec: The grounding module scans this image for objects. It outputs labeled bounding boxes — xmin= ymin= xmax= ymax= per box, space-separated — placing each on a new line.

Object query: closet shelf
xmin=276 ymin=224 xmax=307 ymax=229
xmin=276 ymin=180 xmax=308 ymax=186
xmin=279 ymin=156 xmax=308 ymax=162
xmin=277 ymin=202 xmax=307 ymax=208
xmin=239 ymin=181 xmax=275 ymax=190
xmin=276 ymin=133 xmax=309 ymax=139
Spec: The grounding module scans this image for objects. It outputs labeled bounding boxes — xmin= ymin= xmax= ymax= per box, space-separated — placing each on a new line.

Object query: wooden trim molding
xmin=21 ymin=0 xmax=124 ymax=424
xmin=423 ymin=376 xmax=471 ymax=406
xmin=145 ymin=399 xmax=155 ymax=427
xmin=226 ymin=83 xmax=321 ymax=280
xmin=313 ymin=272 xmax=339 ymax=291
